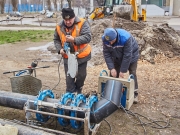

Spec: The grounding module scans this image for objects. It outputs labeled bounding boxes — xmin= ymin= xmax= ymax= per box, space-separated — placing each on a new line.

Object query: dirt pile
xmin=89 ymin=17 xmax=180 ymax=65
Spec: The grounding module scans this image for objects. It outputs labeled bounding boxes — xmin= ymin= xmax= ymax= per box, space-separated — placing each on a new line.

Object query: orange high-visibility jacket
xmin=56 ymin=18 xmax=91 ymax=58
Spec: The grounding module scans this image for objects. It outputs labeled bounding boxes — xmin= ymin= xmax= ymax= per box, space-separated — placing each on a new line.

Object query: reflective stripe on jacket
xmin=56 ymin=18 xmax=91 ymax=58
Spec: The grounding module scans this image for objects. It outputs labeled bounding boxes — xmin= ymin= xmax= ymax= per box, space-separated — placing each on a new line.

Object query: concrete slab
xmin=167 ymin=17 xmax=180 ymax=25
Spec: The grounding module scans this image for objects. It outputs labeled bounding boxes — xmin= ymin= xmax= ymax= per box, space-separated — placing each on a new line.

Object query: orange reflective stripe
xmin=56 ymin=25 xmax=68 ymax=58
xmin=56 ymin=18 xmax=91 ymax=58
xmin=77 ymin=44 xmax=91 ymax=58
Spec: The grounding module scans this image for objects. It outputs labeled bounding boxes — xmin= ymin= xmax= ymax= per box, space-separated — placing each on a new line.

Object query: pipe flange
xmin=70 ymin=94 xmax=86 ymax=129
xmin=86 ymin=95 xmax=98 ymax=129
xmin=34 ymin=90 xmax=54 ymax=122
xmin=58 ymin=92 xmax=75 ymax=127
xmin=86 ymin=95 xmax=98 ymax=109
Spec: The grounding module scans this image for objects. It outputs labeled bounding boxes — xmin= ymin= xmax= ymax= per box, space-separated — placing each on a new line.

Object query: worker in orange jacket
xmin=54 ymin=8 xmax=92 ymax=94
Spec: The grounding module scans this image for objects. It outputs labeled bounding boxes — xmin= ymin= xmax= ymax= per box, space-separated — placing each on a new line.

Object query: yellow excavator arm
xmin=113 ymin=0 xmax=146 ymax=21
xmin=89 ymin=7 xmax=105 ymax=21
xmin=88 ymin=0 xmax=146 ymax=22
xmin=130 ymin=0 xmax=146 ymax=21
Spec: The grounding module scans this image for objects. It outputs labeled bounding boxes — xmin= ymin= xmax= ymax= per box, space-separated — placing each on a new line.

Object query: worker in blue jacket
xmin=102 ymin=28 xmax=139 ymax=103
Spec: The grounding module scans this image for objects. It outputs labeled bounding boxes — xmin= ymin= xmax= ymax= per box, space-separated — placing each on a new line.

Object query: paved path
xmin=0 ymin=26 xmax=55 ymax=31
xmin=0 ymin=17 xmax=56 ymax=31
xmin=0 ymin=16 xmax=180 ymax=31
xmin=167 ymin=17 xmax=180 ymax=30
xmin=0 ymin=17 xmax=57 ymax=26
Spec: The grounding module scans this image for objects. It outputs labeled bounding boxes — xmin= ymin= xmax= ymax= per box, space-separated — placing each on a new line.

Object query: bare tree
xmin=11 ymin=0 xmax=18 ymax=11
xmin=47 ymin=0 xmax=51 ymax=11
xmin=60 ymin=0 xmax=63 ymax=10
xmin=67 ymin=0 xmax=72 ymax=8
xmin=96 ymin=0 xmax=102 ymax=6
xmin=52 ymin=0 xmax=57 ymax=11
xmin=73 ymin=0 xmax=79 ymax=7
xmin=21 ymin=0 xmax=28 ymax=13
xmin=0 ymin=0 xmax=6 ymax=14
xmin=8 ymin=0 xmax=11 ymax=13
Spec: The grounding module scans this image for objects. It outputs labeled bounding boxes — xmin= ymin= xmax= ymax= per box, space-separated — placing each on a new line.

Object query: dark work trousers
xmin=110 ymin=61 xmax=138 ymax=93
xmin=64 ymin=59 xmax=87 ymax=93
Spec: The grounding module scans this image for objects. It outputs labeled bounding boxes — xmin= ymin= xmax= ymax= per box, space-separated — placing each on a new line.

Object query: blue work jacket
xmin=102 ymin=29 xmax=139 ymax=73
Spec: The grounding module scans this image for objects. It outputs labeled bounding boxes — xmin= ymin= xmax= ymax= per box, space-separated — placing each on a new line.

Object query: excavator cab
xmin=103 ymin=0 xmax=121 ymax=15
xmin=88 ymin=0 xmax=121 ymax=22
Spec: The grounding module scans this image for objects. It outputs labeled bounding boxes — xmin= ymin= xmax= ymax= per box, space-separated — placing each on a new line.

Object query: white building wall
xmin=141 ymin=4 xmax=165 ymax=16
xmin=169 ymin=0 xmax=174 ymax=15
xmin=173 ymin=0 xmax=180 ymax=15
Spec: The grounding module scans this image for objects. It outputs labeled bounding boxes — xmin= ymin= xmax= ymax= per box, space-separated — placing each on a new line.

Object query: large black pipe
xmin=0 ymin=90 xmax=59 ymax=110
xmin=90 ymin=80 xmax=123 ymax=123
xmin=0 ymin=119 xmax=74 ymax=135
xmin=0 ymin=91 xmax=37 ymax=109
xmin=0 ymin=80 xmax=122 ymax=124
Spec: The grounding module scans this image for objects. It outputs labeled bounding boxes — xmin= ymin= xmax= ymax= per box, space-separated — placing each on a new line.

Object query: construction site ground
xmin=0 ymin=15 xmax=180 ymax=135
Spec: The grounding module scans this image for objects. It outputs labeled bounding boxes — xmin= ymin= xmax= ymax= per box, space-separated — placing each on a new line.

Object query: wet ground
xmin=0 ymin=15 xmax=180 ymax=135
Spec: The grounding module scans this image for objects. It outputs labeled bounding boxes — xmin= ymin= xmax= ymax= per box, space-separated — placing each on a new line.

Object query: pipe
xmin=0 ymin=91 xmax=36 ymax=109
xmin=0 ymin=119 xmax=75 ymax=135
xmin=0 ymin=91 xmax=59 ymax=110
xmin=78 ymin=80 xmax=123 ymax=124
xmin=0 ymin=79 xmax=122 ymax=124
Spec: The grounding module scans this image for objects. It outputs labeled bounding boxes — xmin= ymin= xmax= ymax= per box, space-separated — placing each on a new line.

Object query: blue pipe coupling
xmin=34 ymin=80 xmax=123 ymax=130
xmin=34 ymin=90 xmax=54 ymax=122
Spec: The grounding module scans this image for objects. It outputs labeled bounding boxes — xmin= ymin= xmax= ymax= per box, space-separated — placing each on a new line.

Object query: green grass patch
xmin=0 ymin=30 xmax=54 ymax=44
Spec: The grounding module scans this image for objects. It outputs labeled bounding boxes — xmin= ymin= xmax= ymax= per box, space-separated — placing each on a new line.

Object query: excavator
xmin=88 ymin=0 xmax=146 ymax=22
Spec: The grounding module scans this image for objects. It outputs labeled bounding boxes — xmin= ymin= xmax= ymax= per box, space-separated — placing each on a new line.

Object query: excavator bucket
xmin=113 ymin=5 xmax=132 ymax=20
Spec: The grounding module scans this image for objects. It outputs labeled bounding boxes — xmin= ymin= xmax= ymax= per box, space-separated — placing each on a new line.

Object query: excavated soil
xmin=0 ymin=16 xmax=180 ymax=135
xmin=89 ymin=17 xmax=180 ymax=65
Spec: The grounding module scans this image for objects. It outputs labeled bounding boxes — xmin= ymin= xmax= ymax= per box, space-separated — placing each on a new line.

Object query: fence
xmin=4 ymin=4 xmax=43 ymax=13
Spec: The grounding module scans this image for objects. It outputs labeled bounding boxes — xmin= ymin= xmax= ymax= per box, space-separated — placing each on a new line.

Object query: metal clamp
xmin=34 ymin=90 xmax=54 ymax=122
xmin=58 ymin=92 xmax=75 ymax=127
xmin=70 ymin=94 xmax=86 ymax=129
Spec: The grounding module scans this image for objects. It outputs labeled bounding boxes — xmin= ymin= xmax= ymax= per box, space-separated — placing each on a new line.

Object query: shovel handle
xmin=3 ymin=66 xmax=50 ymax=74
xmin=41 ymin=66 xmax=50 ymax=68
xmin=3 ymin=71 xmax=11 ymax=74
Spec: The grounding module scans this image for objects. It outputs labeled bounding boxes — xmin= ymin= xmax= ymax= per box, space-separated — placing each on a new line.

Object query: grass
xmin=0 ymin=30 xmax=54 ymax=44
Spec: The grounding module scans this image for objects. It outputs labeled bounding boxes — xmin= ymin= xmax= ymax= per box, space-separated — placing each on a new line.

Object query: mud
xmin=0 ymin=16 xmax=180 ymax=135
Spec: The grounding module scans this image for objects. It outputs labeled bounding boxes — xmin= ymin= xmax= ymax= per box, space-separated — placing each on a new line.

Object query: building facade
xmin=173 ymin=0 xmax=180 ymax=15
xmin=142 ymin=0 xmax=180 ymax=16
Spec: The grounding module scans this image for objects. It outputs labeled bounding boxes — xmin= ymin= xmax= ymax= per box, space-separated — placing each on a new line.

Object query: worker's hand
xmin=119 ymin=72 xmax=124 ymax=78
xmin=66 ymin=35 xmax=75 ymax=43
xmin=60 ymin=49 xmax=65 ymax=55
xmin=110 ymin=69 xmax=117 ymax=77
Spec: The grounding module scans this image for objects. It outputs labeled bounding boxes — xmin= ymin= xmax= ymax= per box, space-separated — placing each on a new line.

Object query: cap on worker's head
xmin=102 ymin=28 xmax=117 ymax=41
xmin=62 ymin=8 xmax=75 ymax=20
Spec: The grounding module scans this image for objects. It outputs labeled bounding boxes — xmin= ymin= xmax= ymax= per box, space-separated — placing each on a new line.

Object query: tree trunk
xmin=67 ymin=0 xmax=71 ymax=8
xmin=54 ymin=0 xmax=57 ymax=11
xmin=11 ymin=0 xmax=18 ymax=11
xmin=60 ymin=0 xmax=63 ymax=10
xmin=0 ymin=0 xmax=6 ymax=14
xmin=47 ymin=0 xmax=51 ymax=11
